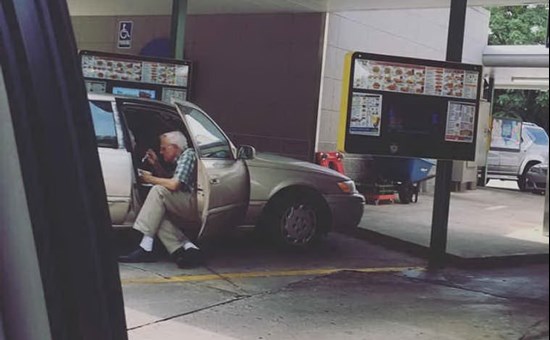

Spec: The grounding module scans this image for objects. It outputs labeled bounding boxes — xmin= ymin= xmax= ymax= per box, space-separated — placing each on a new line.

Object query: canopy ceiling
xmin=67 ymin=0 xmax=549 ymax=90
xmin=67 ymin=0 xmax=547 ymax=16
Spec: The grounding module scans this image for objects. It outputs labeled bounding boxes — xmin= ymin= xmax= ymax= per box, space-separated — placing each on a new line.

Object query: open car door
xmin=175 ymin=102 xmax=250 ymax=241
xmin=114 ymin=98 xmax=192 ymax=224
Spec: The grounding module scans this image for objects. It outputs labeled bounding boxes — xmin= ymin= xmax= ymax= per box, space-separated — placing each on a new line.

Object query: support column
xmin=171 ymin=0 xmax=188 ymax=59
xmin=429 ymin=0 xmax=468 ymax=269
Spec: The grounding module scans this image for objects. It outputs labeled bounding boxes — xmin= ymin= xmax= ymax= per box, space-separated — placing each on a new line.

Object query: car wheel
xmin=265 ymin=193 xmax=324 ymax=247
xmin=518 ymin=163 xmax=537 ymax=192
xmin=397 ymin=182 xmax=413 ymax=204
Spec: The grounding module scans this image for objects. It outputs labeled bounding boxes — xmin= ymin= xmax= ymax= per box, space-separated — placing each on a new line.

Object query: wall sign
xmin=117 ymin=21 xmax=133 ymax=49
xmin=338 ymin=52 xmax=483 ymax=161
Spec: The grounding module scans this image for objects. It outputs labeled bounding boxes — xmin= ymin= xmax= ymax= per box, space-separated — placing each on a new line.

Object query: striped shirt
xmin=173 ymin=148 xmax=196 ymax=192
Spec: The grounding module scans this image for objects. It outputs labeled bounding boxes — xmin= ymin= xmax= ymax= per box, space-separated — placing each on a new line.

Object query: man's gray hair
xmin=161 ymin=131 xmax=188 ymax=150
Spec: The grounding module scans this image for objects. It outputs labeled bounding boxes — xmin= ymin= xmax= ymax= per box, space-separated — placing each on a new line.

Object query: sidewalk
xmin=357 ymin=185 xmax=549 ymax=260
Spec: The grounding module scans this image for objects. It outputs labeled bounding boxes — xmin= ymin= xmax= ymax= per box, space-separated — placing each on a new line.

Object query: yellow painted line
xmin=121 ymin=266 xmax=425 ymax=285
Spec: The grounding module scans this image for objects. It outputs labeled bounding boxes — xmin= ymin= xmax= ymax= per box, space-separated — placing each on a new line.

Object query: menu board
xmin=82 ymin=55 xmax=189 ymax=87
xmin=354 ymin=59 xmax=479 ymax=100
xmin=80 ymin=50 xmax=192 ymax=103
xmin=339 ymin=52 xmax=483 ymax=161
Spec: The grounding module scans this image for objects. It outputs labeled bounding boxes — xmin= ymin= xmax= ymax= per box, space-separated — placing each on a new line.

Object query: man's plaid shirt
xmin=173 ymin=148 xmax=196 ymax=192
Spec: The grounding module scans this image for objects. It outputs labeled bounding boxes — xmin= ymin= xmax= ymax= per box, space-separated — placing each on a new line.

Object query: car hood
xmin=247 ymin=152 xmax=350 ymax=180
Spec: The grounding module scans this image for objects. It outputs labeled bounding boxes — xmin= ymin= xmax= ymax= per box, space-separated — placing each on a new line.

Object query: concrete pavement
xmin=119 ymin=183 xmax=549 ymax=339
xmin=357 ymin=185 xmax=548 ymax=259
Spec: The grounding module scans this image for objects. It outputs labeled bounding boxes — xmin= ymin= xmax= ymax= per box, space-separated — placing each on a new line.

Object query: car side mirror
xmin=238 ymin=145 xmax=256 ymax=160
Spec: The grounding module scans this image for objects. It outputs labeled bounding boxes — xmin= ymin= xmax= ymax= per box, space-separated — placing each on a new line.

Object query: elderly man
xmin=118 ymin=130 xmax=202 ymax=268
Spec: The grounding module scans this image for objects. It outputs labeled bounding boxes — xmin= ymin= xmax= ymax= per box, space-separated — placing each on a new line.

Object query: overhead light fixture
xmin=511 ymin=76 xmax=549 ymax=83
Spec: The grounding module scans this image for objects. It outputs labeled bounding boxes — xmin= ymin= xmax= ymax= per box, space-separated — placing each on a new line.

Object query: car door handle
xmin=210 ymin=178 xmax=220 ymax=185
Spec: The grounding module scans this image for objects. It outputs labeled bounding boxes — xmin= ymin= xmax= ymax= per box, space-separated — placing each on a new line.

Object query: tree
xmin=488 ymin=5 xmax=549 ymax=132
xmin=493 ymin=89 xmax=549 ymax=132
xmin=488 ymin=4 xmax=549 ymax=45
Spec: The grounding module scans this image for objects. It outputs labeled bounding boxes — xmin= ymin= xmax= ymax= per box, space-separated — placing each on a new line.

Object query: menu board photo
xmin=339 ymin=52 xmax=483 ymax=161
xmin=349 ymin=93 xmax=383 ymax=136
xmin=490 ymin=118 xmax=522 ymax=151
xmin=445 ymin=101 xmax=476 ymax=143
xmin=82 ymin=55 xmax=143 ymax=82
xmin=353 ymin=59 xmax=479 ymax=100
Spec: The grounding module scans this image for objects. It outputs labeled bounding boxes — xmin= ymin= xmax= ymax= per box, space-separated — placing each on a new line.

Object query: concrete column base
xmin=451 ymin=181 xmax=477 ymax=192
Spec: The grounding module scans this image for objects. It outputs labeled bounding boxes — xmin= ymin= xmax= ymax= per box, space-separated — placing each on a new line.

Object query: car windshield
xmin=525 ymin=127 xmax=549 ymax=146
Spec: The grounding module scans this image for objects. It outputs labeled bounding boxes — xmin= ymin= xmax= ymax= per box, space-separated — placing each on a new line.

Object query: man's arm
xmin=150 ymin=160 xmax=170 ymax=178
xmin=141 ymin=173 xmax=181 ymax=191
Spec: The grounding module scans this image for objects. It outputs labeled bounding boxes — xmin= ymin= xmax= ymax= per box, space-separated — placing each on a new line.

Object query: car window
xmin=183 ymin=108 xmax=232 ymax=159
xmin=525 ymin=128 xmax=549 ymax=146
xmin=90 ymin=100 xmax=118 ymax=148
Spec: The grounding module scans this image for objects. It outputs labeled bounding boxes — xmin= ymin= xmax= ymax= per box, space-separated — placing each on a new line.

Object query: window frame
xmin=89 ymin=100 xmax=119 ymax=149
xmin=178 ymin=105 xmax=236 ymax=161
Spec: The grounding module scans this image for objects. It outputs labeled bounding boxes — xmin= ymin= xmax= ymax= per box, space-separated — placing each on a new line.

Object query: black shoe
xmin=118 ymin=247 xmax=156 ymax=263
xmin=172 ymin=247 xmax=203 ymax=268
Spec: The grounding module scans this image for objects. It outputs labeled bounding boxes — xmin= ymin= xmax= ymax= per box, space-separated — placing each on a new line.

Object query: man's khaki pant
xmin=133 ymin=185 xmax=198 ymax=254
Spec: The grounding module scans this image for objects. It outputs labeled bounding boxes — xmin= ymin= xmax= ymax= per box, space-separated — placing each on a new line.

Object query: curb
xmin=347 ymin=228 xmax=549 ymax=269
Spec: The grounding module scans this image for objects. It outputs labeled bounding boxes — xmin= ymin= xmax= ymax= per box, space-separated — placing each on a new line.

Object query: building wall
xmin=184 ymin=14 xmax=326 ymax=161
xmin=71 ymin=15 xmax=171 ymax=55
xmin=71 ymin=8 xmax=491 ymax=167
xmin=71 ymin=13 xmax=325 ymax=161
xmin=317 ymin=8 xmax=491 ymax=181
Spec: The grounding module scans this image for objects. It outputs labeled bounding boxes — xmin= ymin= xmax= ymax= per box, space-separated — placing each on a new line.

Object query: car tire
xmin=264 ymin=192 xmax=326 ymax=247
xmin=397 ymin=182 xmax=413 ymax=204
xmin=518 ymin=163 xmax=537 ymax=192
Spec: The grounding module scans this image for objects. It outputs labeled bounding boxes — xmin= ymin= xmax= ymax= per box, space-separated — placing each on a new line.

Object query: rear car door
xmin=175 ymin=103 xmax=250 ymax=240
xmin=89 ymin=99 xmax=133 ymax=225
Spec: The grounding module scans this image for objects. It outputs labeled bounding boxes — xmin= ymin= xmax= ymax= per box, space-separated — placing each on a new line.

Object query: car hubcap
xmin=281 ymin=203 xmax=317 ymax=245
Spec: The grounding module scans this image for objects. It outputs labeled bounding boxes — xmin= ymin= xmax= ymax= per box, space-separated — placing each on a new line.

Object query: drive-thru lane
xmin=117 ymin=230 xmax=548 ymax=340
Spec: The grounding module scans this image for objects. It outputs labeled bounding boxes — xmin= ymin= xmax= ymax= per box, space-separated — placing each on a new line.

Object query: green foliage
xmin=493 ymin=89 xmax=549 ymax=132
xmin=488 ymin=5 xmax=549 ymax=45
xmin=488 ymin=5 xmax=549 ymax=132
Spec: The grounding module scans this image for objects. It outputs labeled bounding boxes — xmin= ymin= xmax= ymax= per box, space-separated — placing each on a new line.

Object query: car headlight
xmin=337 ymin=180 xmax=357 ymax=194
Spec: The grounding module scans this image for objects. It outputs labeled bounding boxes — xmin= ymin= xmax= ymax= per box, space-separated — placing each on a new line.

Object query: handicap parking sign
xmin=118 ymin=21 xmax=133 ymax=49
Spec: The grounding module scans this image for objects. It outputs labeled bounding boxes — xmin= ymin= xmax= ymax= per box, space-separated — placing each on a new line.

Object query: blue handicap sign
xmin=118 ymin=21 xmax=133 ymax=49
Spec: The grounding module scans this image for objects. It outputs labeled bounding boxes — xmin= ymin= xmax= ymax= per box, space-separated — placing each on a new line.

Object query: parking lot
xmin=117 ymin=198 xmax=549 ymax=339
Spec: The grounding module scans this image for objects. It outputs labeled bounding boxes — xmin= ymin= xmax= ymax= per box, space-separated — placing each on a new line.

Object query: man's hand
xmin=139 ymin=171 xmax=154 ymax=184
xmin=145 ymin=149 xmax=159 ymax=166
xmin=139 ymin=171 xmax=181 ymax=191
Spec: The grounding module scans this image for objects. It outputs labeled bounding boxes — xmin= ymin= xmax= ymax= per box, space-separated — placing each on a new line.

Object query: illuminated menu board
xmin=80 ymin=50 xmax=191 ymax=104
xmin=339 ymin=52 xmax=483 ymax=161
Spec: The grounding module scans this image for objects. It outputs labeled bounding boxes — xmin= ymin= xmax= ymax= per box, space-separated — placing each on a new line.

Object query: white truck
xmin=481 ymin=118 xmax=549 ymax=191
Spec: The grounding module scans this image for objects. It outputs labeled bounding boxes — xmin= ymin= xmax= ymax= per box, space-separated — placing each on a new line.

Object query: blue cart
xmin=372 ymin=157 xmax=436 ymax=204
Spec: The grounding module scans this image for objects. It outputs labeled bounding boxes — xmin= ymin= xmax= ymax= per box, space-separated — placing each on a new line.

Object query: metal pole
xmin=429 ymin=0 xmax=468 ymax=269
xmin=543 ymin=169 xmax=549 ymax=237
xmin=1 ymin=0 xmax=128 ymax=338
xmin=171 ymin=0 xmax=188 ymax=59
